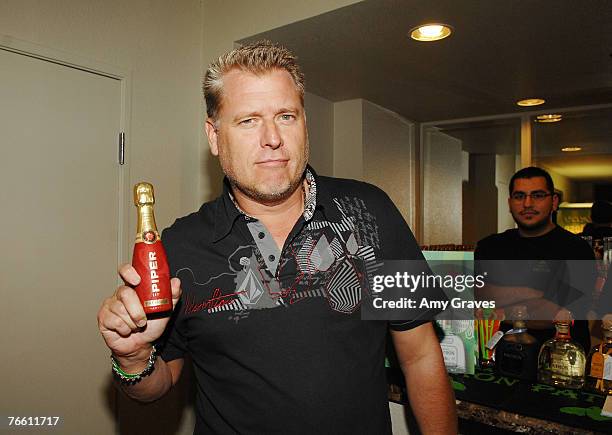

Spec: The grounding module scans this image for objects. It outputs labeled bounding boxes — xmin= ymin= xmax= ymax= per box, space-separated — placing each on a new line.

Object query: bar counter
xmin=387 ymin=367 xmax=612 ymax=434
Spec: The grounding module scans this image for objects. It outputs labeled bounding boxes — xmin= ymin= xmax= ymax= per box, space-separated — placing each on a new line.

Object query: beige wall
xmin=496 ymin=153 xmax=517 ymax=232
xmin=0 ymin=0 xmax=202 ymax=434
xmin=363 ymin=100 xmax=415 ymax=226
xmin=0 ymin=1 xmax=203 ymax=434
xmin=333 ymin=99 xmax=365 ymax=180
xmin=331 ymin=98 xmax=416 ymax=226
xmin=0 ymin=0 xmax=203 ymax=230
xmin=423 ymin=129 xmax=464 ymax=245
xmin=544 ymin=165 xmax=577 ymax=202
xmin=305 ymin=92 xmax=334 ymax=176
xmin=465 ymin=154 xmax=498 ymax=244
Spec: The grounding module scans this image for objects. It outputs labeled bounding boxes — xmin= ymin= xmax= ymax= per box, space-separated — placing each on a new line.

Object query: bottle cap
xmin=510 ymin=305 xmax=528 ymax=320
xmin=553 ymin=308 xmax=573 ymax=325
xmin=134 ymin=182 xmax=155 ymax=206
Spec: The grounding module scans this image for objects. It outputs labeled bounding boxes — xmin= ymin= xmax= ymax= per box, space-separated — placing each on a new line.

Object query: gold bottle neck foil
xmin=134 ymin=182 xmax=160 ymax=243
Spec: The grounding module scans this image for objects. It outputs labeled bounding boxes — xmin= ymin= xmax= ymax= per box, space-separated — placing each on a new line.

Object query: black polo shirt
xmin=158 ymin=167 xmax=428 ymax=435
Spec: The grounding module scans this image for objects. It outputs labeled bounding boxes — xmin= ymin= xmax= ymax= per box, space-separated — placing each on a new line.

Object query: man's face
xmin=508 ymin=176 xmax=559 ymax=231
xmin=205 ymin=68 xmax=309 ymax=204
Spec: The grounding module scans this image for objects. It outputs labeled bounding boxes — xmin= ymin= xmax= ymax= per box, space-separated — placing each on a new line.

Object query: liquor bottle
xmin=537 ymin=318 xmax=586 ymax=389
xmin=585 ymin=315 xmax=612 ymax=394
xmin=439 ymin=334 xmax=467 ymax=373
xmin=604 ymin=237 xmax=612 ymax=266
xmin=495 ymin=306 xmax=539 ymax=381
xmin=132 ymin=182 xmax=172 ymax=315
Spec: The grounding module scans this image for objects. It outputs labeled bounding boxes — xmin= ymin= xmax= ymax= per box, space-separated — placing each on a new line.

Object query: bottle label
xmin=135 ymin=229 xmax=159 ymax=244
xmin=604 ymin=355 xmax=612 ymax=381
xmin=144 ymin=298 xmax=171 ymax=308
xmin=590 ymin=352 xmax=604 ymax=378
xmin=486 ymin=330 xmax=505 ymax=350
xmin=133 ymin=240 xmax=172 ymax=314
xmin=440 ymin=335 xmax=466 ymax=371
xmin=142 ymin=230 xmax=158 ymax=244
xmin=550 ymin=351 xmax=582 ymax=376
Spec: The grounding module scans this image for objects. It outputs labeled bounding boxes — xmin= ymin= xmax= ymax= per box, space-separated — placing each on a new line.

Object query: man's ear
xmin=205 ymin=120 xmax=219 ymax=156
xmin=552 ymin=192 xmax=560 ymax=211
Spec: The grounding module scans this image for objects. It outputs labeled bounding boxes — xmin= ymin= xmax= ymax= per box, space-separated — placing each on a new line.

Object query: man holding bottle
xmin=97 ymin=41 xmax=457 ymax=434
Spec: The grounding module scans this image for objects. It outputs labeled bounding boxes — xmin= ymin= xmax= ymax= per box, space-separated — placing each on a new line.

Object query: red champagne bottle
xmin=132 ymin=182 xmax=172 ymax=314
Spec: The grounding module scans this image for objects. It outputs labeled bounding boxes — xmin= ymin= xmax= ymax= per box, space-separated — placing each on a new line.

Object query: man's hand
xmin=97 ymin=264 xmax=181 ymax=372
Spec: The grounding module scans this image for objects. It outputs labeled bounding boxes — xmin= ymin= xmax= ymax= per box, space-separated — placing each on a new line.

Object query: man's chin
xmin=516 ymin=218 xmax=549 ymax=232
xmin=253 ymin=188 xmax=294 ymax=203
xmin=233 ymin=181 xmax=297 ymax=204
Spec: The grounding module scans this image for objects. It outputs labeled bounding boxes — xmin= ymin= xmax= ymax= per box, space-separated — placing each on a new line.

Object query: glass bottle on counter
xmin=537 ymin=317 xmax=586 ymax=389
xmin=495 ymin=306 xmax=539 ymax=381
xmin=585 ymin=315 xmax=612 ymax=394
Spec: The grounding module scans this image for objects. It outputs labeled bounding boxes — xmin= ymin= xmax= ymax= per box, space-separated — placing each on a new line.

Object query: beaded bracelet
xmin=111 ymin=345 xmax=157 ymax=384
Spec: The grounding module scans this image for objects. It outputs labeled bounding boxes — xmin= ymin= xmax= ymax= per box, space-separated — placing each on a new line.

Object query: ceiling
xmin=241 ymin=0 xmax=612 ymax=122
xmin=240 ymin=0 xmax=612 ymax=182
xmin=533 ymin=107 xmax=612 ymax=181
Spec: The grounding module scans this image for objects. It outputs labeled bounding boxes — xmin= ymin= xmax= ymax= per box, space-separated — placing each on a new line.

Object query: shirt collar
xmin=308 ymin=165 xmax=343 ymax=222
xmin=212 ymin=165 xmax=326 ymax=243
xmin=211 ymin=178 xmax=244 ymax=243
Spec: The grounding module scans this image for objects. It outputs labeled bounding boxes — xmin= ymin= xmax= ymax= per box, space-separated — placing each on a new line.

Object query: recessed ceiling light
xmin=517 ymin=98 xmax=546 ymax=107
xmin=410 ymin=24 xmax=452 ymax=42
xmin=561 ymin=146 xmax=582 ymax=152
xmin=536 ymin=114 xmax=562 ymax=123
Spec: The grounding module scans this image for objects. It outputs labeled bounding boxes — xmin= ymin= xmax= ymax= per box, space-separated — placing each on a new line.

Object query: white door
xmin=0 ymin=48 xmax=123 ymax=434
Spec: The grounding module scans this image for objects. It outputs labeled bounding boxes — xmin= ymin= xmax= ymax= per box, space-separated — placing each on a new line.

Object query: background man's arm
xmin=391 ymin=322 xmax=457 ymax=434
xmin=477 ymin=284 xmax=569 ymax=328
xmin=476 ymin=283 xmax=543 ymax=307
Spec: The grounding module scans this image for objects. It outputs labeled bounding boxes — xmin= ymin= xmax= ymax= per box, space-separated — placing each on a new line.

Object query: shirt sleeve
xmin=371 ymin=188 xmax=442 ymax=331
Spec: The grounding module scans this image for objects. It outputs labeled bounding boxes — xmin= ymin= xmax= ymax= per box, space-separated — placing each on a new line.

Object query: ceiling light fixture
xmin=536 ymin=114 xmax=563 ymax=123
xmin=410 ymin=24 xmax=452 ymax=42
xmin=517 ymin=98 xmax=546 ymax=107
xmin=561 ymin=146 xmax=582 ymax=152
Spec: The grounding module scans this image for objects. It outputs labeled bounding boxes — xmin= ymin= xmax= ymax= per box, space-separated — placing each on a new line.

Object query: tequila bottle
xmin=538 ymin=319 xmax=586 ymax=389
xmin=495 ymin=306 xmax=539 ymax=381
xmin=440 ymin=334 xmax=466 ymax=373
xmin=585 ymin=316 xmax=612 ymax=394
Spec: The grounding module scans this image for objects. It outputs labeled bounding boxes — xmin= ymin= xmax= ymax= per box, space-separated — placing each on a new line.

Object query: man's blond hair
xmin=203 ymin=40 xmax=305 ymax=120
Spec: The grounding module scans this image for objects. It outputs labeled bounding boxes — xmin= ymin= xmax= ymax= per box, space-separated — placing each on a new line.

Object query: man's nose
xmin=262 ymin=120 xmax=282 ymax=149
xmin=523 ymin=195 xmax=534 ymax=206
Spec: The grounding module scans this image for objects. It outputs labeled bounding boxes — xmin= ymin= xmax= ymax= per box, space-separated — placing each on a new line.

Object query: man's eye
xmin=532 ymin=193 xmax=546 ymax=200
xmin=280 ymin=114 xmax=295 ymax=121
xmin=239 ymin=118 xmax=255 ymax=125
xmin=512 ymin=193 xmax=526 ymax=200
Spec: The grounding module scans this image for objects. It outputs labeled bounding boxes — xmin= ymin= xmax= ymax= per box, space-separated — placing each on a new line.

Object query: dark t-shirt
xmin=157 ymin=168 xmax=428 ymax=434
xmin=475 ymin=226 xmax=594 ymax=261
xmin=475 ymin=226 xmax=595 ymax=350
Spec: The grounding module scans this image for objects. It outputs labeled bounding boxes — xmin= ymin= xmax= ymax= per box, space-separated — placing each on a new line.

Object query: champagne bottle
xmin=132 ymin=182 xmax=172 ymax=315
